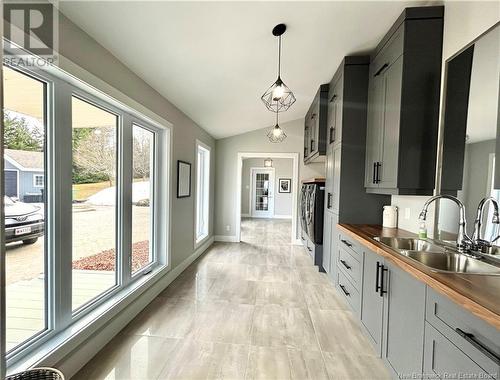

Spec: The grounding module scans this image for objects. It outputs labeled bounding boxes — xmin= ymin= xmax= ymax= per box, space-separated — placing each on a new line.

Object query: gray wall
xmin=215 ymin=118 xmax=324 ymax=238
xmin=391 ymin=1 xmax=500 ymax=235
xmin=241 ymin=158 xmax=293 ymax=217
xmin=57 ymin=14 xmax=216 ymax=269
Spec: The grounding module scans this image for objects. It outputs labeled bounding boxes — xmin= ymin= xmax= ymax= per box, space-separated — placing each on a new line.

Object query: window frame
xmin=3 ymin=45 xmax=171 ymax=368
xmin=33 ymin=174 xmax=44 ymax=188
xmin=194 ymin=140 xmax=211 ymax=248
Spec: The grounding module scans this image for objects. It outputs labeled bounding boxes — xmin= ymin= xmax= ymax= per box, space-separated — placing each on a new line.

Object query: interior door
xmin=251 ymin=169 xmax=275 ymax=218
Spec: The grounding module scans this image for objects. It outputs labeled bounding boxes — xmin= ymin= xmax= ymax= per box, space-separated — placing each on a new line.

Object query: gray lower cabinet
xmin=322 ymin=211 xmax=338 ymax=280
xmin=360 ymin=248 xmax=427 ymax=376
xmin=423 ymin=323 xmax=494 ymax=379
xmin=360 ymin=248 xmax=384 ymax=354
xmin=424 ymin=288 xmax=500 ymax=379
xmin=382 ymin=262 xmax=426 ymax=378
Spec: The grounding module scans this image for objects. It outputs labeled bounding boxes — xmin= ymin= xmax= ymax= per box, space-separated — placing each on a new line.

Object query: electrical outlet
xmin=226 ymin=225 xmax=230 ymax=232
xmin=404 ymin=208 xmax=411 ymax=220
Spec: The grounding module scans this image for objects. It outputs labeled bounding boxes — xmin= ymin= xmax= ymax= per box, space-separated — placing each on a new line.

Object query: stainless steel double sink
xmin=373 ymin=236 xmax=500 ymax=275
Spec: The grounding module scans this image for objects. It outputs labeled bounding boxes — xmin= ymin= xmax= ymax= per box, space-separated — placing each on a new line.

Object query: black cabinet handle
xmin=311 ymin=113 xmax=317 ymax=120
xmin=340 ymin=260 xmax=351 ymax=270
xmin=455 ymin=328 xmax=500 ymax=365
xmin=340 ymin=239 xmax=352 ymax=248
xmin=310 ymin=139 xmax=315 ymax=152
xmin=327 ymin=193 xmax=332 ymax=209
xmin=329 ymin=127 xmax=335 ymax=144
xmin=379 ymin=265 xmax=388 ymax=297
xmin=339 ymin=284 xmax=350 ymax=297
xmin=376 ymin=262 xmax=381 ymax=293
xmin=307 ymin=247 xmax=312 ymax=252
xmin=329 ymin=94 xmax=337 ymax=103
xmin=374 ymin=162 xmax=381 ymax=184
xmin=374 ymin=63 xmax=389 ymax=77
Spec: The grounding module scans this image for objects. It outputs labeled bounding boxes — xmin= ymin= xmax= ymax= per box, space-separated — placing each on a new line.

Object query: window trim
xmin=194 ymin=140 xmax=211 ymax=248
xmin=3 ymin=43 xmax=172 ymax=369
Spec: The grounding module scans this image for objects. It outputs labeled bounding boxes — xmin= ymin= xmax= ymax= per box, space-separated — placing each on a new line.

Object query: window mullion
xmin=120 ymin=114 xmax=133 ymax=285
xmin=53 ymin=79 xmax=73 ymax=330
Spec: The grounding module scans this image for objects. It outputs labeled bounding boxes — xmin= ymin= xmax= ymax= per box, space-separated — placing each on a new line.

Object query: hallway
xmin=75 ymin=219 xmax=389 ymax=379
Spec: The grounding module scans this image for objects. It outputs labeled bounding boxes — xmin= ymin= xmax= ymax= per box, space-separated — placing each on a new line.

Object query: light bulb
xmin=272 ymin=84 xmax=285 ymax=101
xmin=273 ymin=126 xmax=282 ymax=137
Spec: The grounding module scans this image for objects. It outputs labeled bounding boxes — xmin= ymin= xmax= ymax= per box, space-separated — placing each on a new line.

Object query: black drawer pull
xmin=340 ymin=260 xmax=351 ymax=270
xmin=307 ymin=247 xmax=312 ymax=252
xmin=339 ymin=284 xmax=350 ymax=297
xmin=455 ymin=328 xmax=500 ymax=365
xmin=373 ymin=162 xmax=377 ymax=184
xmin=340 ymin=239 xmax=352 ymax=248
xmin=327 ymin=193 xmax=332 ymax=209
xmin=329 ymin=94 xmax=337 ymax=103
xmin=374 ymin=63 xmax=389 ymax=77
xmin=329 ymin=127 xmax=335 ymax=144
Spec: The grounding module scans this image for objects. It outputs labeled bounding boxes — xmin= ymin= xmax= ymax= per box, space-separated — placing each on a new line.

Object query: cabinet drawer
xmin=426 ymin=288 xmax=500 ymax=375
xmin=338 ymin=231 xmax=362 ymax=258
xmin=337 ymin=271 xmax=360 ymax=316
xmin=338 ymin=247 xmax=361 ymax=287
xmin=424 ymin=322 xmax=495 ymax=379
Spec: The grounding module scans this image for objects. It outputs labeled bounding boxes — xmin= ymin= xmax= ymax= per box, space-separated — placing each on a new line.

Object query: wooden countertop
xmin=338 ymin=224 xmax=500 ymax=330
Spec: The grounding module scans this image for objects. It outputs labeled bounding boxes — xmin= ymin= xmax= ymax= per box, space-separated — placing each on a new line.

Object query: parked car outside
xmin=4 ymin=196 xmax=44 ymax=245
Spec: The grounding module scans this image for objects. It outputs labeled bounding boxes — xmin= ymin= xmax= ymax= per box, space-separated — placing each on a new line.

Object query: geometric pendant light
xmin=267 ymin=110 xmax=287 ymax=143
xmin=261 ymin=23 xmax=296 ymax=113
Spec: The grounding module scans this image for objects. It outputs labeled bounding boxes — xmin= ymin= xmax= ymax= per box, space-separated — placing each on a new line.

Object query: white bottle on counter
xmin=383 ymin=206 xmax=398 ymax=228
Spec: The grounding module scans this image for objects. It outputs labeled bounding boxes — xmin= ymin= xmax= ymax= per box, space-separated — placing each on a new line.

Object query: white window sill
xmin=195 ymin=233 xmax=209 ymax=249
xmin=7 ymin=264 xmax=169 ymax=375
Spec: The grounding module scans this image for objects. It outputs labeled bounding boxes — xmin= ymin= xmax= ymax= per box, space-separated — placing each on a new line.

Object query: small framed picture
xmin=278 ymin=178 xmax=291 ymax=193
xmin=177 ymin=160 xmax=191 ymax=198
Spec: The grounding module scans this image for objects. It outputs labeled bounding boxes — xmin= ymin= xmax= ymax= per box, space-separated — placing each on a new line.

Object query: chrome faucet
xmin=419 ymin=195 xmax=472 ymax=252
xmin=472 ymin=197 xmax=500 ymax=250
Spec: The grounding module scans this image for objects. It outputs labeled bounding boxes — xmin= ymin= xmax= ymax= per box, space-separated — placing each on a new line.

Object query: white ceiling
xmin=58 ymin=1 xmax=424 ymax=139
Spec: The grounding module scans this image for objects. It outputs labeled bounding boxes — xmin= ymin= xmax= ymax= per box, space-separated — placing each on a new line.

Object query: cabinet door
xmin=324 ymin=145 xmax=334 ymax=211
xmin=332 ymin=144 xmax=341 ymax=214
xmin=304 ymin=115 xmax=310 ymax=160
xmin=364 ymin=71 xmax=384 ymax=188
xmin=378 ymin=56 xmax=402 ymax=189
xmin=360 ymin=248 xmax=384 ymax=354
xmin=424 ymin=323 xmax=493 ymax=379
xmin=310 ymin=101 xmax=319 ymax=155
xmin=328 ymin=78 xmax=343 ymax=146
xmin=322 ymin=211 xmax=332 ymax=276
xmin=383 ymin=262 xmax=426 ymax=377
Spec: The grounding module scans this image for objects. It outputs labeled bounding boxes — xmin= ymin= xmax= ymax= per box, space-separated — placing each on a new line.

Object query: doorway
xmin=250 ymin=168 xmax=275 ymax=218
xmin=236 ymin=152 xmax=300 ymax=245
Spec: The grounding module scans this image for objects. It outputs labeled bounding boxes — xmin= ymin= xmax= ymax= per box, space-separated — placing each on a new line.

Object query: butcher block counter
xmin=338 ymin=223 xmax=500 ymax=330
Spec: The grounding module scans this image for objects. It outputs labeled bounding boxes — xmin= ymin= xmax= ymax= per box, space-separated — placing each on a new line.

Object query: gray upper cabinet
xmin=304 ymin=84 xmax=329 ymax=164
xmin=364 ymin=6 xmax=444 ymax=195
xmin=328 ymin=76 xmax=343 ymax=146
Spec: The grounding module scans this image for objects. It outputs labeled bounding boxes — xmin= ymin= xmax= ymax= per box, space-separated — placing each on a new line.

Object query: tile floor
xmin=74 ymin=218 xmax=389 ymax=380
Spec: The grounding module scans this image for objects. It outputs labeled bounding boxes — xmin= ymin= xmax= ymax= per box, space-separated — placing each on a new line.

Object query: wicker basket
xmin=5 ymin=367 xmax=65 ymax=380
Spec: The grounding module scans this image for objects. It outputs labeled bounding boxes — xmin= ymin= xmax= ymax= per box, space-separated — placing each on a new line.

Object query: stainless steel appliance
xmin=300 ymin=182 xmax=325 ymax=244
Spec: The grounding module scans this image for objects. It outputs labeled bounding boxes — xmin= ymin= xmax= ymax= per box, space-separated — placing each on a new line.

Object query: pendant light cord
xmin=277 ymin=35 xmax=281 ymax=78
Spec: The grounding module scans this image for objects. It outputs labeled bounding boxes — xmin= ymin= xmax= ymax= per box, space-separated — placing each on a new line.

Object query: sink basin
xmin=374 ymin=237 xmax=446 ymax=253
xmin=402 ymin=251 xmax=500 ymax=275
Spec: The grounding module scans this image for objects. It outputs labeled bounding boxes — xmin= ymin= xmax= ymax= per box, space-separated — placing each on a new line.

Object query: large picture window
xmin=195 ymin=142 xmax=210 ymax=245
xmin=3 ymin=66 xmax=48 ymax=353
xmin=2 ymin=55 xmax=169 ymax=364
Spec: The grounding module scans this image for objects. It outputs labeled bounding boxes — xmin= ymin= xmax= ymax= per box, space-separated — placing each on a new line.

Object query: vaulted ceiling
xmin=59 ymin=1 xmax=421 ymax=139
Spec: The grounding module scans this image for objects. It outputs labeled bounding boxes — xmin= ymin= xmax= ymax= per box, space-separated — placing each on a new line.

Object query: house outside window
xmin=33 ymin=174 xmax=44 ymax=187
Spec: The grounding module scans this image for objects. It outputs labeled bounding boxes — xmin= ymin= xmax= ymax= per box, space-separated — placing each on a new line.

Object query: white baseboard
xmin=51 ymin=236 xmax=214 ymax=379
xmin=273 ymin=214 xmax=292 ymax=219
xmin=241 ymin=213 xmax=250 ymax=218
xmin=214 ymin=235 xmax=239 ymax=243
